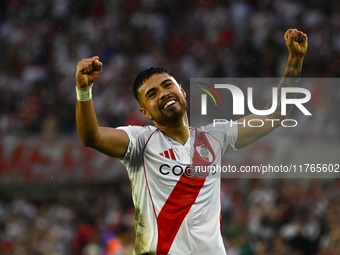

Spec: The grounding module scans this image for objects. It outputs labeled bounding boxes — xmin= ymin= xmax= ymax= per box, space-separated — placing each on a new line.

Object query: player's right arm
xmin=75 ymin=56 xmax=129 ymax=158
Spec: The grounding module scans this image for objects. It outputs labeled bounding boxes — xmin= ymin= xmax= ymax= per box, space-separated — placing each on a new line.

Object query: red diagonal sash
xmin=156 ymin=130 xmax=213 ymax=255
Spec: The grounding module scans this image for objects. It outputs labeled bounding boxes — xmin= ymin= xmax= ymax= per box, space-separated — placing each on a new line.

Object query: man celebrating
xmin=75 ymin=28 xmax=307 ymax=255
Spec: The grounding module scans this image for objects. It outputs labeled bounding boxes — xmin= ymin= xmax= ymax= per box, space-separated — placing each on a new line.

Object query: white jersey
xmin=117 ymin=123 xmax=238 ymax=255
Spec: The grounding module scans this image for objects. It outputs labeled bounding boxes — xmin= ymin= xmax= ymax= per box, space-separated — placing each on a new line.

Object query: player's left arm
xmin=235 ymin=28 xmax=308 ymax=149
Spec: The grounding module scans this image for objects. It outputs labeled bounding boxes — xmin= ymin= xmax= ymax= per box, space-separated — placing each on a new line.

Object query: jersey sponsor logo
xmin=159 ymin=164 xmax=216 ymax=177
xmin=159 ymin=164 xmax=194 ymax=176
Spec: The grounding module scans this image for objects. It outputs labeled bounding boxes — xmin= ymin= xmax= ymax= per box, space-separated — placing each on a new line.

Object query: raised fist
xmin=76 ymin=56 xmax=103 ymax=89
xmin=285 ymin=28 xmax=308 ymax=58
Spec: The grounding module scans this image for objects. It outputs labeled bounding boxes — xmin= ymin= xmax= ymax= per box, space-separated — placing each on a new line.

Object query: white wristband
xmin=76 ymin=84 xmax=93 ymax=102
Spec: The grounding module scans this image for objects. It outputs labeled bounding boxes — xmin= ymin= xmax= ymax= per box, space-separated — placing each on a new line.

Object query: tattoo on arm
xmin=264 ymin=59 xmax=303 ymax=119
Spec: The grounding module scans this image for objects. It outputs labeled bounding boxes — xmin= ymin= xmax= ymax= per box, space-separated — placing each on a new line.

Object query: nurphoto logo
xmin=195 ymin=81 xmax=312 ymax=128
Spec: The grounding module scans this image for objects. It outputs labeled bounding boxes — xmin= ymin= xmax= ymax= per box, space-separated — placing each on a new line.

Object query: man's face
xmin=138 ymin=73 xmax=187 ymax=126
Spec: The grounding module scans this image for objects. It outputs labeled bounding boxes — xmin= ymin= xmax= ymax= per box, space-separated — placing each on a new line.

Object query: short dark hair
xmin=133 ymin=67 xmax=171 ymax=102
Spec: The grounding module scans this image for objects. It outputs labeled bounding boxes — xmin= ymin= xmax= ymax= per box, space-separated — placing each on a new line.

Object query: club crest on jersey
xmin=195 ymin=144 xmax=213 ymax=163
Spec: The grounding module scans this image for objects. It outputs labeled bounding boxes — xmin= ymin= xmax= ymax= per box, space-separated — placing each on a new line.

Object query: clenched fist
xmin=285 ymin=28 xmax=308 ymax=58
xmin=76 ymin=56 xmax=103 ymax=89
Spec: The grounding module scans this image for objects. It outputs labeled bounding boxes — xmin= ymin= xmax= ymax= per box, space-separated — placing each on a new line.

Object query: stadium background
xmin=0 ymin=0 xmax=340 ymax=254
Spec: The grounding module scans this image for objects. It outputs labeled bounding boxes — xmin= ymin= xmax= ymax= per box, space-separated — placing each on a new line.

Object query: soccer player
xmin=75 ymin=28 xmax=307 ymax=255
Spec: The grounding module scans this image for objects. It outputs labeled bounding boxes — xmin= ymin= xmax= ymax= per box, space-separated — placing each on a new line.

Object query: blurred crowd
xmin=0 ymin=183 xmax=136 ymax=255
xmin=0 ymin=0 xmax=340 ymax=138
xmin=0 ymin=179 xmax=340 ymax=255
xmin=221 ymin=179 xmax=340 ymax=255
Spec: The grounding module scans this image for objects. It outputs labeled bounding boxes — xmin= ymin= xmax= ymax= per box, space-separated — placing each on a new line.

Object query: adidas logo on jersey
xmin=159 ymin=149 xmax=177 ymax=160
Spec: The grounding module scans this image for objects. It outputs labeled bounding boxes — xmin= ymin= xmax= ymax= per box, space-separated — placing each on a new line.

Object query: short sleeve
xmin=116 ymin=126 xmax=143 ymax=159
xmin=201 ymin=121 xmax=238 ymax=155
xmin=116 ymin=125 xmax=154 ymax=169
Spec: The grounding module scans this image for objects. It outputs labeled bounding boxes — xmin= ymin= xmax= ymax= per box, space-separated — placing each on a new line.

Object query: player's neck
xmin=154 ymin=114 xmax=189 ymax=145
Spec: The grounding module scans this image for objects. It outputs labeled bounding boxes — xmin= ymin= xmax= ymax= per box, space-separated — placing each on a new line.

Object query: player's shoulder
xmin=117 ymin=124 xmax=156 ymax=131
xmin=191 ymin=122 xmax=228 ymax=133
xmin=117 ymin=125 xmax=158 ymax=139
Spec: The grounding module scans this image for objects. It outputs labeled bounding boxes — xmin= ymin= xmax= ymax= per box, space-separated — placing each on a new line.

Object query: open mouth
xmin=163 ymin=100 xmax=176 ymax=109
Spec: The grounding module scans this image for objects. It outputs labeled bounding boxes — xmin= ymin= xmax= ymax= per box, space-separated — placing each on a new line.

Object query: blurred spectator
xmin=0 ymin=0 xmax=339 ymax=138
xmin=0 ymin=179 xmax=339 ymax=254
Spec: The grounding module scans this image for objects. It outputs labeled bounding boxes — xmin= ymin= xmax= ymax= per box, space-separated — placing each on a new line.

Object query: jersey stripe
xmin=164 ymin=150 xmax=170 ymax=159
xmin=169 ymin=149 xmax=176 ymax=160
xmin=156 ymin=129 xmax=212 ymax=255
xmin=156 ymin=174 xmax=206 ymax=255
